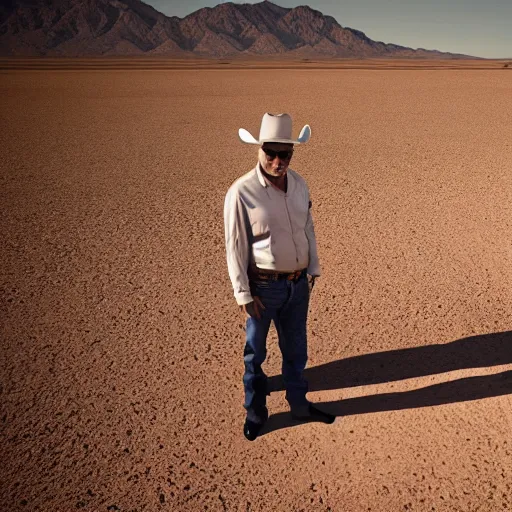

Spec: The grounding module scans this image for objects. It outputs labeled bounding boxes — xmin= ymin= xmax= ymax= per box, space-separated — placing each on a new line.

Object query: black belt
xmin=250 ymin=268 xmax=307 ymax=282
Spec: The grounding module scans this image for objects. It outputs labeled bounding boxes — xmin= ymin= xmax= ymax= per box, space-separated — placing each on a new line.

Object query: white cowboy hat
xmin=239 ymin=113 xmax=311 ymax=145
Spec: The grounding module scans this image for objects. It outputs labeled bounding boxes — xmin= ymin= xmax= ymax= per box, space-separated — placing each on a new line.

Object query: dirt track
xmin=1 ymin=67 xmax=511 ymax=511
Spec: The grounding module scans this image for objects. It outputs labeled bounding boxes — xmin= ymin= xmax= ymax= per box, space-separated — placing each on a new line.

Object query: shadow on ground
xmin=261 ymin=331 xmax=512 ymax=436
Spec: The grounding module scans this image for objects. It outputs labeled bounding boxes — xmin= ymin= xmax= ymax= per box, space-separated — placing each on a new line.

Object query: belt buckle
xmin=287 ymin=271 xmax=300 ymax=281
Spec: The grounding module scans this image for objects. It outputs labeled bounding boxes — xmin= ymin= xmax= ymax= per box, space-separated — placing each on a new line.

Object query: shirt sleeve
xmin=224 ymin=187 xmax=253 ymax=305
xmin=305 ymin=190 xmax=321 ymax=277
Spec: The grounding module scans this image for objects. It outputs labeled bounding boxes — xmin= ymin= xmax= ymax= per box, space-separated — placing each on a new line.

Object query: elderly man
xmin=224 ymin=113 xmax=335 ymax=441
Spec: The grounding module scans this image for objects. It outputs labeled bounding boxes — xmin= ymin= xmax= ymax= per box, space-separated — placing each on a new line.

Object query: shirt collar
xmin=256 ymin=163 xmax=268 ymax=188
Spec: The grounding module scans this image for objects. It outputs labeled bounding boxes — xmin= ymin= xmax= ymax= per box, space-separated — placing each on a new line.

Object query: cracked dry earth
xmin=1 ymin=67 xmax=512 ymax=512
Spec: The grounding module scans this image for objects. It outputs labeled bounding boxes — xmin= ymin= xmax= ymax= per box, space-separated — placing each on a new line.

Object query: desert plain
xmin=1 ymin=60 xmax=512 ymax=511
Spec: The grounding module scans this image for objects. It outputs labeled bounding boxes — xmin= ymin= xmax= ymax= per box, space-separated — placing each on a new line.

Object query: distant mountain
xmin=0 ymin=0 xmax=475 ymax=58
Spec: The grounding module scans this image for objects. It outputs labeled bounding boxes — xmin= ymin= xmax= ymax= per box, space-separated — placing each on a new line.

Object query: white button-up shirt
xmin=224 ymin=163 xmax=321 ymax=305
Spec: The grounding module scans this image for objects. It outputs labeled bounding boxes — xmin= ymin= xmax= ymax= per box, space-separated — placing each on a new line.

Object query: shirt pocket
xmin=252 ymin=235 xmax=274 ymax=266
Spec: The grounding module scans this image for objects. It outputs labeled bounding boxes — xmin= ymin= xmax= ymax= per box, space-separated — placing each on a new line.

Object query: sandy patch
xmin=1 ymin=67 xmax=511 ymax=511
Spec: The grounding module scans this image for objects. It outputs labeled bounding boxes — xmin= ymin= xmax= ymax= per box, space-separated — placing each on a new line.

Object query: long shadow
xmin=262 ymin=330 xmax=512 ymax=436
xmin=263 ymin=369 xmax=512 ymax=435
xmin=268 ymin=331 xmax=512 ymax=392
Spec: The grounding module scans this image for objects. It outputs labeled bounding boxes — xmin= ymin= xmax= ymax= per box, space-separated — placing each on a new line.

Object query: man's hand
xmin=241 ymin=296 xmax=265 ymax=320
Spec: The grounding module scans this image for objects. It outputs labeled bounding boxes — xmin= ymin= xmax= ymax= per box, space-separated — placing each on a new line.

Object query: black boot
xmin=243 ymin=419 xmax=265 ymax=441
xmin=243 ymin=407 xmax=268 ymax=441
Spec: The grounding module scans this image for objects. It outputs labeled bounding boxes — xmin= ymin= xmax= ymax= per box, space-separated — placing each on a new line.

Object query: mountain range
xmin=0 ymin=0 xmax=475 ymax=58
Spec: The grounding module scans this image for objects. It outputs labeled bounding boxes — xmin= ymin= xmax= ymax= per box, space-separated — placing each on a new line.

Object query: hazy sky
xmin=147 ymin=0 xmax=512 ymax=58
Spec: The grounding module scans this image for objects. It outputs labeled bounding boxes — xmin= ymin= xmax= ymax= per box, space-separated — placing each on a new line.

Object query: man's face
xmin=258 ymin=142 xmax=294 ymax=177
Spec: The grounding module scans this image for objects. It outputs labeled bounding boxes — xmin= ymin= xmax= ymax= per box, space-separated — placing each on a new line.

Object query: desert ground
xmin=1 ymin=61 xmax=511 ymax=511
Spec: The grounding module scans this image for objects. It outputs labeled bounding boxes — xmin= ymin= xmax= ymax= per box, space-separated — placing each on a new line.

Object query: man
xmin=224 ymin=112 xmax=335 ymax=441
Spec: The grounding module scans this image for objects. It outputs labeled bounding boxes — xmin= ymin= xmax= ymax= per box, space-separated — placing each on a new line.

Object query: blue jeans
xmin=244 ymin=272 xmax=309 ymax=423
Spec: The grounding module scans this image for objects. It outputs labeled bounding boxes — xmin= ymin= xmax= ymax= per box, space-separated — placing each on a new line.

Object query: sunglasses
xmin=262 ymin=147 xmax=294 ymax=161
